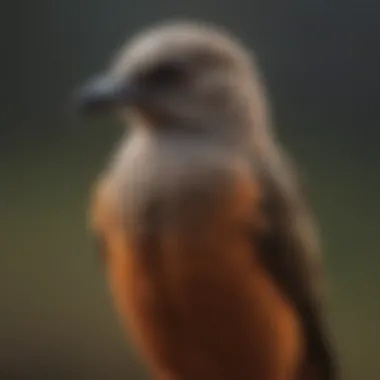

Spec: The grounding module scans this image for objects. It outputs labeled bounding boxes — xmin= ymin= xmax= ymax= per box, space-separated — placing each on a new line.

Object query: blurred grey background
xmin=1 ymin=1 xmax=379 ymax=379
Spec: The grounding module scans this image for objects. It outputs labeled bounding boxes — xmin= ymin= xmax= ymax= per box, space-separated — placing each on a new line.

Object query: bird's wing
xmin=253 ymin=151 xmax=338 ymax=380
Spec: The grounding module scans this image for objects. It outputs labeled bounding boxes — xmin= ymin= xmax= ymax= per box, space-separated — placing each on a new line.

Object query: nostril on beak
xmin=73 ymin=73 xmax=124 ymax=114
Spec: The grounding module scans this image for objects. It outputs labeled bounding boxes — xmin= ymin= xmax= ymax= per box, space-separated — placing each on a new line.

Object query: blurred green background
xmin=1 ymin=1 xmax=379 ymax=379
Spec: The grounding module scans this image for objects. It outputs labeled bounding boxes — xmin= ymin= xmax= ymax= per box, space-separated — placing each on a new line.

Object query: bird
xmin=74 ymin=20 xmax=338 ymax=380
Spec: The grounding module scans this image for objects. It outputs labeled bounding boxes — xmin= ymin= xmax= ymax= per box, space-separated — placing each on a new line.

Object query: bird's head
xmin=75 ymin=21 xmax=268 ymax=137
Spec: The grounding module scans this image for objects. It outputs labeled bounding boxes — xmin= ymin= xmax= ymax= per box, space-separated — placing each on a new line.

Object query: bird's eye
xmin=144 ymin=62 xmax=185 ymax=87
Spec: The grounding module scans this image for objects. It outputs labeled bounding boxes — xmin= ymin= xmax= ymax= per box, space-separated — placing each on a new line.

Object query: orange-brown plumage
xmin=91 ymin=165 xmax=303 ymax=380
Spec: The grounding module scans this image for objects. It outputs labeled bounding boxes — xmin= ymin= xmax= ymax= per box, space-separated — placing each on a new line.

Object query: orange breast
xmin=91 ymin=166 xmax=304 ymax=380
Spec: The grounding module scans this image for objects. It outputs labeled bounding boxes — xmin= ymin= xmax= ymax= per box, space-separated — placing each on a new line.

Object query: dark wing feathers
xmin=254 ymin=151 xmax=338 ymax=380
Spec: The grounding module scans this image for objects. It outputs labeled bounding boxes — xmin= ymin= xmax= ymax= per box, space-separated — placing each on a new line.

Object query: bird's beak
xmin=73 ymin=73 xmax=139 ymax=115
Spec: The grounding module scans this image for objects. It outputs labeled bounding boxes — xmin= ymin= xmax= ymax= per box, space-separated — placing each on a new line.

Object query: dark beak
xmin=73 ymin=73 xmax=138 ymax=115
